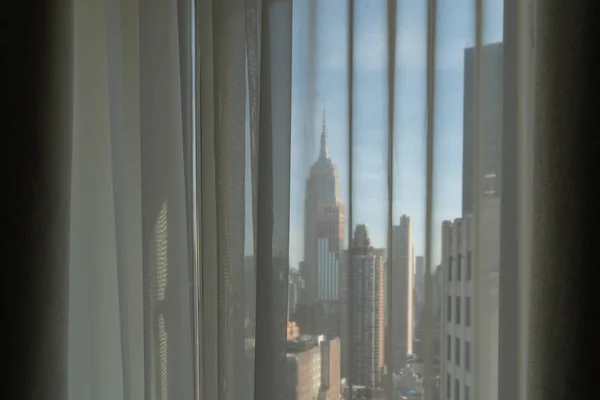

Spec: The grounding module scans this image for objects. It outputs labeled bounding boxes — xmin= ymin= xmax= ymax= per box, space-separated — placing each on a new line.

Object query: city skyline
xmin=285 ymin=0 xmax=504 ymax=270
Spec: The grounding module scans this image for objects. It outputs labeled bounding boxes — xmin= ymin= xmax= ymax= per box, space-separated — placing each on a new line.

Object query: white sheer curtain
xmin=67 ymin=0 xmax=533 ymax=399
xmin=70 ymin=0 xmax=194 ymax=398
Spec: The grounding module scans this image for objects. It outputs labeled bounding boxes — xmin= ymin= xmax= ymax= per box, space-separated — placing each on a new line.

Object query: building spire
xmin=319 ymin=108 xmax=329 ymax=160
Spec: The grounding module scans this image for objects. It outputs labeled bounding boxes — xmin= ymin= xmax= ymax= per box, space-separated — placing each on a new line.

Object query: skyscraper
xmin=301 ymin=110 xmax=345 ymax=306
xmin=415 ymin=255 xmax=425 ymax=314
xmin=340 ymin=225 xmax=385 ymax=388
xmin=440 ymin=41 xmax=503 ymax=400
xmin=286 ymin=338 xmax=322 ymax=400
xmin=390 ymin=215 xmax=414 ymax=373
xmin=462 ymin=42 xmax=503 ymax=215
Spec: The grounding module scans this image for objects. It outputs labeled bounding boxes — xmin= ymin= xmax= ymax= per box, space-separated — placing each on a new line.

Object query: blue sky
xmin=287 ymin=0 xmax=503 ymax=269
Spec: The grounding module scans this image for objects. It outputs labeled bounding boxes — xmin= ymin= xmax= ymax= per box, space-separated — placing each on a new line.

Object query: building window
xmin=465 ymin=385 xmax=470 ymax=400
xmin=457 ymin=253 xmax=462 ymax=280
xmin=467 ymin=251 xmax=472 ymax=280
xmin=447 ymin=335 xmax=452 ymax=361
xmin=455 ymin=338 xmax=460 ymax=366
xmin=447 ymin=296 xmax=452 ymax=322
xmin=455 ymin=379 xmax=460 ymax=400
xmin=456 ymin=297 xmax=461 ymax=325
xmin=447 ymin=373 xmax=451 ymax=399
xmin=448 ymin=256 xmax=453 ymax=281
xmin=466 ymin=297 xmax=471 ymax=327
xmin=466 ymin=341 xmax=470 ymax=371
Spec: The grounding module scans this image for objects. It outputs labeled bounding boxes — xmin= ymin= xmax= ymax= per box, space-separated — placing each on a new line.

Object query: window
xmin=466 ymin=341 xmax=470 ymax=371
xmin=456 ymin=296 xmax=461 ymax=324
xmin=455 ymin=379 xmax=460 ymax=400
xmin=447 ymin=334 xmax=452 ymax=361
xmin=447 ymin=295 xmax=452 ymax=322
xmin=457 ymin=253 xmax=462 ymax=280
xmin=466 ymin=297 xmax=471 ymax=327
xmin=467 ymin=251 xmax=472 ymax=280
xmin=455 ymin=338 xmax=460 ymax=366
xmin=465 ymin=384 xmax=470 ymax=400
xmin=448 ymin=256 xmax=453 ymax=281
xmin=447 ymin=373 xmax=451 ymax=399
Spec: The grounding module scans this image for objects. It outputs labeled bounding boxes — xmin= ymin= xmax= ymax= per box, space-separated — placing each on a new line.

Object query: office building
xmin=319 ymin=336 xmax=341 ymax=400
xmin=287 ymin=336 xmax=322 ymax=400
xmin=340 ymin=225 xmax=385 ymax=388
xmin=462 ymin=42 xmax=503 ymax=215
xmin=390 ymin=215 xmax=414 ymax=372
xmin=439 ymin=193 xmax=500 ymax=400
xmin=301 ymin=110 xmax=345 ymax=306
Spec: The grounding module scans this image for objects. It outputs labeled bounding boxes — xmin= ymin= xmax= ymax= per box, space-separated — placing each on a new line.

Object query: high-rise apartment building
xmin=462 ymin=42 xmax=503 ymax=215
xmin=440 ymin=218 xmax=473 ymax=400
xmin=302 ymin=111 xmax=345 ymax=306
xmin=440 ymin=41 xmax=504 ymax=400
xmin=415 ymin=255 xmax=425 ymax=309
xmin=289 ymin=269 xmax=301 ymax=318
xmin=286 ymin=337 xmax=322 ymax=400
xmin=440 ymin=194 xmax=500 ymax=400
xmin=319 ymin=336 xmax=341 ymax=400
xmin=390 ymin=215 xmax=414 ymax=373
xmin=340 ymin=225 xmax=384 ymax=388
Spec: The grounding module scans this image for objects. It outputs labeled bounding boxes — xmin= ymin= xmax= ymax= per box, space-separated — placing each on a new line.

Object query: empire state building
xmin=301 ymin=110 xmax=345 ymax=307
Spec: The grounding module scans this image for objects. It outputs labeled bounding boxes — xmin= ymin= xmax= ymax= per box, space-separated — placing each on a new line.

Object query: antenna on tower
xmin=319 ymin=106 xmax=330 ymax=160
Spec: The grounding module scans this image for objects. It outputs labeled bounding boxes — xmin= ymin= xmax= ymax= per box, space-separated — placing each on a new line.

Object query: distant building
xmin=440 ymin=40 xmax=503 ymax=400
xmin=462 ymin=42 xmax=503 ymax=215
xmin=302 ymin=110 xmax=345 ymax=307
xmin=340 ymin=225 xmax=385 ymax=388
xmin=288 ymin=321 xmax=300 ymax=341
xmin=286 ymin=335 xmax=342 ymax=400
xmin=291 ymin=300 xmax=339 ymax=338
xmin=439 ymin=198 xmax=500 ymax=400
xmin=415 ymin=256 xmax=425 ymax=309
xmin=289 ymin=269 xmax=301 ymax=318
xmin=287 ymin=336 xmax=322 ymax=400
xmin=319 ymin=336 xmax=341 ymax=400
xmin=390 ymin=215 xmax=414 ymax=373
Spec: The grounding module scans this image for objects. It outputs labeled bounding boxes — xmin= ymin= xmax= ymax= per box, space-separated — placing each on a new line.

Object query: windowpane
xmin=455 ymin=338 xmax=460 ymax=366
xmin=447 ymin=295 xmax=452 ymax=322
xmin=466 ymin=341 xmax=470 ymax=371
xmin=455 ymin=378 xmax=460 ymax=400
xmin=467 ymin=250 xmax=472 ymax=280
xmin=456 ymin=296 xmax=461 ymax=325
xmin=466 ymin=297 xmax=471 ymax=326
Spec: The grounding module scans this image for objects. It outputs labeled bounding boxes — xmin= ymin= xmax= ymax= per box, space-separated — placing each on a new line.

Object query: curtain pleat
xmin=197 ymin=0 xmax=220 ymax=398
xmin=423 ymin=0 xmax=438 ymax=399
xmin=70 ymin=1 xmax=124 ymax=398
xmin=211 ymin=1 xmax=248 ymax=399
xmin=139 ymin=0 xmax=195 ymax=399
xmin=71 ymin=0 xmax=196 ymax=399
xmin=105 ymin=0 xmax=142 ymax=397
xmin=253 ymin=1 xmax=293 ymax=399
xmin=385 ymin=1 xmax=397 ymax=398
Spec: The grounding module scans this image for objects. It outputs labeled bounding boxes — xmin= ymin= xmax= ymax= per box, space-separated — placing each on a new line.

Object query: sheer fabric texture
xmin=67 ymin=0 xmax=533 ymax=399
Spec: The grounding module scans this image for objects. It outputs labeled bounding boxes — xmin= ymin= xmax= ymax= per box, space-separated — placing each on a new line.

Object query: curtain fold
xmin=253 ymin=1 xmax=293 ymax=398
xmin=70 ymin=0 xmax=194 ymax=399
